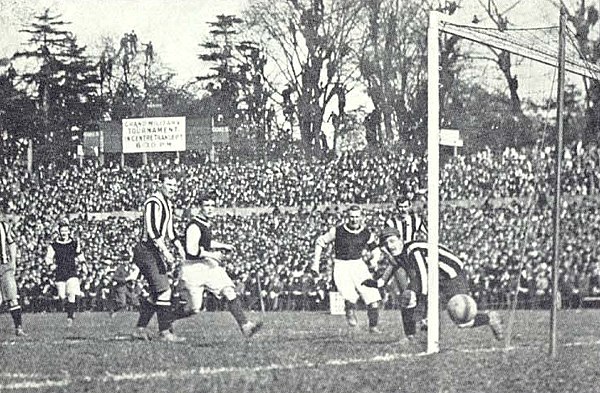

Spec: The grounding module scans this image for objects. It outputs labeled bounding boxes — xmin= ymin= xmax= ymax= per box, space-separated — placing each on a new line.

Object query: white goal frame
xmin=426 ymin=10 xmax=600 ymax=354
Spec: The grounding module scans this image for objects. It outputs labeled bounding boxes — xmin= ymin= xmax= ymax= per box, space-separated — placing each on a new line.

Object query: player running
xmin=312 ymin=205 xmax=382 ymax=333
xmin=175 ymin=193 xmax=262 ymax=337
xmin=45 ymin=221 xmax=86 ymax=327
xmin=363 ymin=227 xmax=504 ymax=341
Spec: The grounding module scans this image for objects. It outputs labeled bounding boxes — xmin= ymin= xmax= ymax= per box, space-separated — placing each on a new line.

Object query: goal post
xmin=426 ymin=9 xmax=600 ymax=355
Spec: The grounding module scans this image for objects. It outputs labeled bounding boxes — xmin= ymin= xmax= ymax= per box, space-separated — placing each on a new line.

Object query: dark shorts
xmin=112 ymin=284 xmax=128 ymax=307
xmin=132 ymin=243 xmax=170 ymax=294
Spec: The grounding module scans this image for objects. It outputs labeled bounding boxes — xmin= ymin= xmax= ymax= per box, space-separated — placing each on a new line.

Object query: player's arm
xmin=312 ymin=227 xmax=336 ymax=274
xmin=166 ymin=209 xmax=186 ymax=259
xmin=211 ymin=240 xmax=235 ymax=252
xmin=6 ymin=224 xmax=17 ymax=270
xmin=145 ymin=200 xmax=175 ymax=263
xmin=363 ymin=232 xmax=382 ymax=270
xmin=186 ymin=224 xmax=222 ymax=262
xmin=126 ymin=264 xmax=140 ymax=281
xmin=45 ymin=243 xmax=55 ymax=265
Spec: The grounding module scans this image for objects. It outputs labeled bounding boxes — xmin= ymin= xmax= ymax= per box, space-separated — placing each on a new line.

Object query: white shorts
xmin=179 ymin=261 xmax=235 ymax=312
xmin=333 ymin=259 xmax=381 ymax=305
xmin=57 ymin=277 xmax=81 ymax=301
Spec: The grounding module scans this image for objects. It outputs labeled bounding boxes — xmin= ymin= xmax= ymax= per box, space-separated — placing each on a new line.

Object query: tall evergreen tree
xmin=13 ymin=8 xmax=101 ymax=164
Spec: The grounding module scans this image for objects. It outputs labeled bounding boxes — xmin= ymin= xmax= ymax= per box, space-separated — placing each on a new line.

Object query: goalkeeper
xmin=363 ymin=227 xmax=504 ymax=341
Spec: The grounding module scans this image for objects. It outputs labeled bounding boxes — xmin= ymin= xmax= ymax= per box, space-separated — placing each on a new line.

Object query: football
xmin=447 ymin=294 xmax=478 ymax=325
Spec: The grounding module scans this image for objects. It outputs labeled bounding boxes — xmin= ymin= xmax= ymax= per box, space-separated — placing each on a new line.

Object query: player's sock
xmin=367 ymin=305 xmax=379 ymax=328
xmin=227 ymin=298 xmax=248 ymax=328
xmin=136 ymin=297 xmax=155 ymax=328
xmin=66 ymin=301 xmax=76 ymax=320
xmin=156 ymin=304 xmax=173 ymax=333
xmin=344 ymin=300 xmax=357 ymax=312
xmin=10 ymin=306 xmax=23 ymax=329
xmin=472 ymin=312 xmax=491 ymax=328
xmin=171 ymin=300 xmax=195 ymax=320
xmin=401 ymin=307 xmax=416 ymax=336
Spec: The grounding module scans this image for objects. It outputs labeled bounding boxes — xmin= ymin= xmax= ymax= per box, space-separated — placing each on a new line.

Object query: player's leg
xmin=354 ymin=261 xmax=383 ymax=333
xmin=64 ymin=277 xmax=80 ymax=325
xmin=333 ymin=261 xmax=360 ymax=327
xmin=132 ymin=245 xmax=183 ymax=341
xmin=173 ymin=263 xmax=205 ymax=318
xmin=391 ymin=266 xmax=418 ymax=338
xmin=110 ymin=284 xmax=128 ymax=316
xmin=208 ymin=266 xmax=262 ymax=337
xmin=1 ymin=268 xmax=25 ymax=336
xmin=445 ymin=274 xmax=504 ymax=340
xmin=56 ymin=281 xmax=67 ymax=313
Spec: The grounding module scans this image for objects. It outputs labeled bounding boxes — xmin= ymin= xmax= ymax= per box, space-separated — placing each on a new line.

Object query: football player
xmin=363 ymin=227 xmax=504 ymax=341
xmin=312 ymin=205 xmax=382 ymax=333
xmin=45 ymin=221 xmax=87 ymax=327
xmin=175 ymin=193 xmax=262 ymax=337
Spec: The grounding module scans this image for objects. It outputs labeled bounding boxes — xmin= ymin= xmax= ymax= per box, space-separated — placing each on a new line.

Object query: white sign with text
xmin=122 ymin=117 xmax=186 ymax=153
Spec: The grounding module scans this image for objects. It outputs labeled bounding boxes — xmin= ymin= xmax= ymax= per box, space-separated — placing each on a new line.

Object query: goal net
xmin=426 ymin=10 xmax=600 ymax=354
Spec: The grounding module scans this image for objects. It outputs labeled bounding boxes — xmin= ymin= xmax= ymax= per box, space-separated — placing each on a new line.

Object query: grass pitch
xmin=1 ymin=309 xmax=600 ymax=392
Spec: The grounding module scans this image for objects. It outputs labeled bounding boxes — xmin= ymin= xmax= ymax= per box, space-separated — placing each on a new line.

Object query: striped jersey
xmin=141 ymin=190 xmax=176 ymax=244
xmin=0 ymin=221 xmax=15 ymax=265
xmin=316 ymin=224 xmax=378 ymax=261
xmin=386 ymin=241 xmax=465 ymax=295
xmin=385 ymin=211 xmax=427 ymax=242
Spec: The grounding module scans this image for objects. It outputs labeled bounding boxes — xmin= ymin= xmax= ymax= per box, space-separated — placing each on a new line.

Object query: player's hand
xmin=222 ymin=244 xmax=235 ymax=252
xmin=309 ymin=268 xmax=320 ymax=278
xmin=400 ymin=290 xmax=417 ymax=308
xmin=361 ymin=279 xmax=378 ymax=288
xmin=164 ymin=252 xmax=176 ymax=266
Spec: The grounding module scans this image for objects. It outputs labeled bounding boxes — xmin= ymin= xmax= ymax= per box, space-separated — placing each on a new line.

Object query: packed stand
xmin=2 ymin=141 xmax=600 ymax=218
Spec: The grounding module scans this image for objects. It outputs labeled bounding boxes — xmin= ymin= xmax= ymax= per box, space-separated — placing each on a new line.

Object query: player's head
xmin=58 ymin=222 xmax=71 ymax=240
xmin=396 ymin=194 xmax=413 ymax=213
xmin=379 ymin=226 xmax=404 ymax=256
xmin=345 ymin=205 xmax=364 ymax=230
xmin=199 ymin=192 xmax=217 ymax=219
xmin=158 ymin=171 xmax=179 ymax=199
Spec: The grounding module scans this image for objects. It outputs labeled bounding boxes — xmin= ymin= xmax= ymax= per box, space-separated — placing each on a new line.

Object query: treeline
xmin=1 ymin=1 xmax=599 ymax=165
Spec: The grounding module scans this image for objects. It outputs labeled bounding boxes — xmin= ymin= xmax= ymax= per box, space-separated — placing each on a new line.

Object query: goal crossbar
xmin=426 ymin=10 xmax=600 ymax=355
xmin=437 ymin=14 xmax=600 ymax=79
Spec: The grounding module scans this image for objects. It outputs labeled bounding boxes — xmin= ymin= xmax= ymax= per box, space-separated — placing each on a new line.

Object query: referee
xmin=132 ymin=171 xmax=185 ymax=342
xmin=1 ymin=216 xmax=25 ymax=336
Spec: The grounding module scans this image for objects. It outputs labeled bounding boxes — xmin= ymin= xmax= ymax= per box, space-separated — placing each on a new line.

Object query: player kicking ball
xmin=174 ymin=194 xmax=262 ymax=337
xmin=363 ymin=227 xmax=504 ymax=343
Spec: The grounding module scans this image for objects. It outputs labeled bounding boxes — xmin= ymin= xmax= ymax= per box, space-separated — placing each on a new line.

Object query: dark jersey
xmin=317 ymin=224 xmax=377 ymax=261
xmin=51 ymin=239 xmax=80 ymax=281
xmin=384 ymin=241 xmax=465 ymax=296
xmin=184 ymin=215 xmax=212 ymax=260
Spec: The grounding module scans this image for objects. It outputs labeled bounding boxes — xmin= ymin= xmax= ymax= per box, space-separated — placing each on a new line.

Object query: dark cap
xmin=379 ymin=226 xmax=401 ymax=241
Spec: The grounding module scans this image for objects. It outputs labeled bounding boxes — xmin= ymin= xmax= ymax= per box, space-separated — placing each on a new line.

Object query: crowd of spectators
xmin=3 ymin=140 xmax=600 ymax=312
xmin=2 ymin=140 xmax=599 ymax=217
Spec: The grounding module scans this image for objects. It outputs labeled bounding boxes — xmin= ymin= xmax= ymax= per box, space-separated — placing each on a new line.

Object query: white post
xmin=426 ymin=11 xmax=441 ymax=354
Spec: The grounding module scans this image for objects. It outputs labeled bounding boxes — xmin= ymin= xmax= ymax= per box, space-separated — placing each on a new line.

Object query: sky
xmin=0 ymin=0 xmax=247 ymax=85
xmin=0 ymin=0 xmax=589 ymax=110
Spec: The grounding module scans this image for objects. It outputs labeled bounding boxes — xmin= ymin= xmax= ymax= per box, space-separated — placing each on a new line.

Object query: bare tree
xmin=245 ymin=0 xmax=364 ymax=153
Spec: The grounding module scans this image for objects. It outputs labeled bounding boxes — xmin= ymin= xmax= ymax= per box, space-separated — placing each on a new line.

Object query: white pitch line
xmin=2 ymin=339 xmax=600 ymax=390
xmin=0 ymin=380 xmax=70 ymax=390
